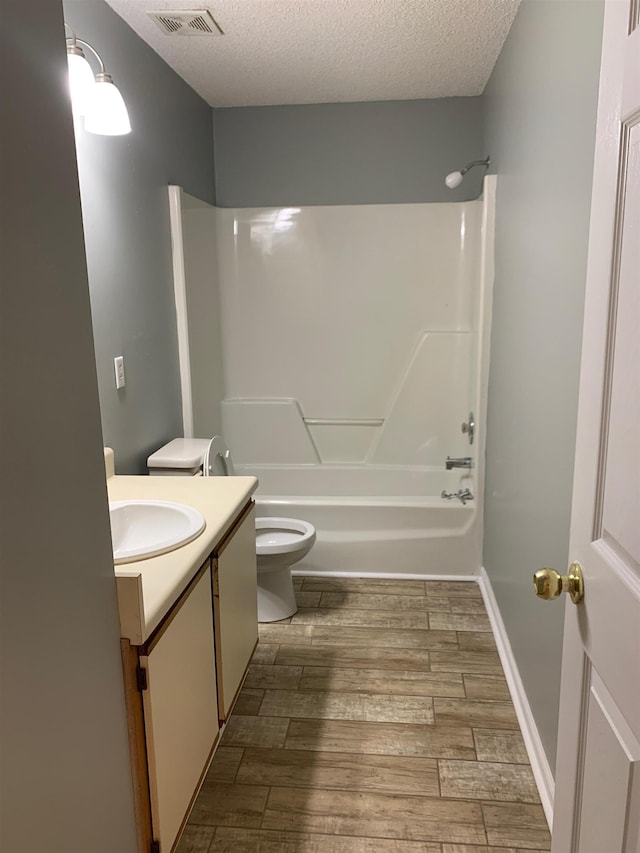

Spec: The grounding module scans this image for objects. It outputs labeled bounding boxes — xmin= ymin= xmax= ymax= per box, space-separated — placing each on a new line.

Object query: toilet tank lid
xmin=147 ymin=438 xmax=211 ymax=469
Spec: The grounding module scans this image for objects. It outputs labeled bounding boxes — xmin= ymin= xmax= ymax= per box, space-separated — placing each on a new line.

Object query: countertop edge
xmin=109 ymin=475 xmax=258 ymax=643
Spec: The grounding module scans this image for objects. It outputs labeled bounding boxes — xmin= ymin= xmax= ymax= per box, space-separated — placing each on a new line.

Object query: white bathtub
xmin=234 ymin=464 xmax=480 ymax=576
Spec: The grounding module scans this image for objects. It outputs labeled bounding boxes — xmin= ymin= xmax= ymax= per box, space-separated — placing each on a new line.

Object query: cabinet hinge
xmin=136 ymin=664 xmax=148 ymax=692
xmin=150 ymin=841 xmax=160 ymax=853
xmin=213 ymin=566 xmax=220 ymax=597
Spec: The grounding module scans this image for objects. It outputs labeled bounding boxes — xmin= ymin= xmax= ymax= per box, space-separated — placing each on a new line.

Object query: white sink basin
xmin=109 ymin=500 xmax=206 ymax=565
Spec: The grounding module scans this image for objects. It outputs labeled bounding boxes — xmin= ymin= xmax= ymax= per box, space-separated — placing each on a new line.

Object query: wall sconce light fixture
xmin=65 ymin=23 xmax=131 ymax=136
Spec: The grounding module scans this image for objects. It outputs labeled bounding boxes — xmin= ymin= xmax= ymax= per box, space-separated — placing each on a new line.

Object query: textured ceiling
xmin=104 ymin=0 xmax=521 ymax=107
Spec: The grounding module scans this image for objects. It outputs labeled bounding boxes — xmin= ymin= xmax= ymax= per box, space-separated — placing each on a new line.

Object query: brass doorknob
xmin=533 ymin=562 xmax=584 ymax=605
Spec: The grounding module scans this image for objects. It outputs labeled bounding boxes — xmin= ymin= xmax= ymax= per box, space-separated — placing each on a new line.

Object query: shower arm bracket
xmin=461 ymin=157 xmax=491 ymax=176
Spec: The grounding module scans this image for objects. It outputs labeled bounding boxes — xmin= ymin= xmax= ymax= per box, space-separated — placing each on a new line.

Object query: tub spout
xmin=445 ymin=456 xmax=473 ymax=470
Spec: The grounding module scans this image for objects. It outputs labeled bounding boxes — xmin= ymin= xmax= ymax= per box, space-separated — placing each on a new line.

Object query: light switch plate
xmin=114 ymin=356 xmax=125 ymax=390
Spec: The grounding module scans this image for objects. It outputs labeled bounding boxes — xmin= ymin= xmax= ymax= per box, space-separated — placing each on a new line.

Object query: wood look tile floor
xmin=177 ymin=577 xmax=551 ymax=853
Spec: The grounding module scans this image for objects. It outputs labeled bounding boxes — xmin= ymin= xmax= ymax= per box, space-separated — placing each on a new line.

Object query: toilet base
xmin=257 ymin=565 xmax=298 ymax=622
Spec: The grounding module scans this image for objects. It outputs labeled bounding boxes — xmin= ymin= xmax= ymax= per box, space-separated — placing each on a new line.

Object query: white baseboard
xmin=478 ymin=567 xmax=555 ymax=828
xmin=292 ymin=569 xmax=480 ymax=582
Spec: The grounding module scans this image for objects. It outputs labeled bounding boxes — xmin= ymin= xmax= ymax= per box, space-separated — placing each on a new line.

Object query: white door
xmin=550 ymin=1 xmax=640 ymax=851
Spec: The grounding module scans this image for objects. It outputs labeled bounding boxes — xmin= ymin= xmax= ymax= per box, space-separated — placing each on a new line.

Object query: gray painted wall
xmin=0 ymin=1 xmax=137 ymax=849
xmin=482 ymin=0 xmax=604 ymax=773
xmin=213 ymin=98 xmax=485 ymax=207
xmin=64 ymin=0 xmax=215 ymax=473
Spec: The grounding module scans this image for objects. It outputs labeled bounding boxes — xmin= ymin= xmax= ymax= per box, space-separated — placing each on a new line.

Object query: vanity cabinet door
xmin=213 ymin=503 xmax=258 ymax=720
xmin=140 ymin=566 xmax=218 ymax=853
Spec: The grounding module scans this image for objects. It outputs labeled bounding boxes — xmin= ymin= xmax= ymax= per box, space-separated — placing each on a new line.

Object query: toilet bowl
xmin=255 ymin=517 xmax=316 ymax=622
xmin=203 ymin=437 xmax=316 ymax=621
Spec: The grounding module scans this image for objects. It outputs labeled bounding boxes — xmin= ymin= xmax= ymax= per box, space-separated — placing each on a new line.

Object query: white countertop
xmin=108 ymin=473 xmax=258 ymax=644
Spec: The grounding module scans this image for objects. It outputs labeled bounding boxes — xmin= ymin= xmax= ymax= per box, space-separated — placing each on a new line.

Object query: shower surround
xmin=179 ymin=178 xmax=495 ymax=575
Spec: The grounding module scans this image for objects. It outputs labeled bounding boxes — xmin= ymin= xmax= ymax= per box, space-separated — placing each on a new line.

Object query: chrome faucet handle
xmin=461 ymin=412 xmax=475 ymax=445
xmin=441 ymin=488 xmax=474 ymax=505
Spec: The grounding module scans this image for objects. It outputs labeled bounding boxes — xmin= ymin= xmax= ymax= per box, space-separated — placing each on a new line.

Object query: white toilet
xmin=253 ymin=516 xmax=315 ymax=622
xmin=148 ymin=436 xmax=316 ymax=622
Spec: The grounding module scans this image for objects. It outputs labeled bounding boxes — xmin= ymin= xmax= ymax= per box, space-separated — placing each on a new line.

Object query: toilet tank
xmin=147 ymin=438 xmax=210 ymax=476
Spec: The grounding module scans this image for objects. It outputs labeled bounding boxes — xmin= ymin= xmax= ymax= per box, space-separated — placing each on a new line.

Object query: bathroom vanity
xmin=108 ymin=465 xmax=258 ymax=853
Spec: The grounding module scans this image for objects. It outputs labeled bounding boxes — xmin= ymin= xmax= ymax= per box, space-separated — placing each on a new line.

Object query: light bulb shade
xmin=84 ymin=77 xmax=131 ymax=135
xmin=445 ymin=171 xmax=463 ymax=189
xmin=67 ymin=51 xmax=95 ymax=117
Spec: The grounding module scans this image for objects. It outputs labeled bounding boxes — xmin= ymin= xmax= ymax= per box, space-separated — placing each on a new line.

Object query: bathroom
xmin=5 ymin=0 xmax=639 ymax=851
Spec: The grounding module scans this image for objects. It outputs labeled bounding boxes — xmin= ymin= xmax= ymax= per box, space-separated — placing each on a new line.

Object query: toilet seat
xmin=255 ymin=517 xmax=316 ymax=556
xmin=203 ymin=435 xmax=235 ymax=477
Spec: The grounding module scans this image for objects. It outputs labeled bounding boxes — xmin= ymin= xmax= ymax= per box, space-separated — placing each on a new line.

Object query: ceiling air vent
xmin=147 ymin=10 xmax=223 ymax=36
